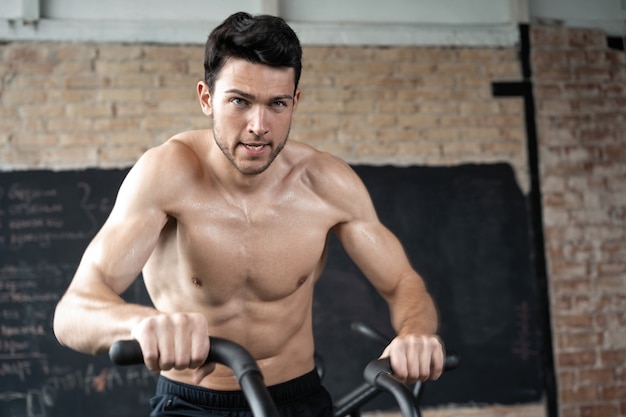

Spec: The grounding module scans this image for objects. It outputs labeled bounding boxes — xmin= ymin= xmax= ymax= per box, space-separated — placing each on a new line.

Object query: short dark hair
xmin=204 ymin=12 xmax=303 ymax=94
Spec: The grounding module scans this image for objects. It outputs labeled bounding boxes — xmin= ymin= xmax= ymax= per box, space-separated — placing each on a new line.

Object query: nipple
xmin=191 ymin=276 xmax=203 ymax=287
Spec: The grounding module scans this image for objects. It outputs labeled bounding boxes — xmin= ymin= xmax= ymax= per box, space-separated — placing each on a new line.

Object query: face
xmin=197 ymin=58 xmax=300 ymax=176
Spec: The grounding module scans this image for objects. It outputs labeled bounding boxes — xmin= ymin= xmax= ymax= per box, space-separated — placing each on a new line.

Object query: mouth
xmin=239 ymin=140 xmax=270 ymax=156
xmin=242 ymin=143 xmax=266 ymax=152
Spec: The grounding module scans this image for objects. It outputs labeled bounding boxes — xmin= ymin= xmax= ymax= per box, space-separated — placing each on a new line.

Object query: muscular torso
xmin=141 ymin=136 xmax=344 ymax=389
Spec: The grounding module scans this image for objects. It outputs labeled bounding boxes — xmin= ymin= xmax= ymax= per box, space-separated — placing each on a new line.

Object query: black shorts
xmin=149 ymin=370 xmax=333 ymax=417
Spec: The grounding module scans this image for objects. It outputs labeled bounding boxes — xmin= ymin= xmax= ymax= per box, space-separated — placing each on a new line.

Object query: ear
xmin=197 ymin=81 xmax=212 ymax=116
xmin=292 ymin=89 xmax=301 ymax=112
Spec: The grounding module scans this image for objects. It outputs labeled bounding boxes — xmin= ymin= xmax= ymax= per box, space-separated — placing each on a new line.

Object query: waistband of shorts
xmin=156 ymin=369 xmax=322 ymax=409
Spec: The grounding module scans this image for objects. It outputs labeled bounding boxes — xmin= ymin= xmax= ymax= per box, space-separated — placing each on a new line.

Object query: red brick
xmin=534 ymin=83 xmax=563 ymax=100
xmin=563 ymin=82 xmax=602 ymax=98
xmin=557 ymin=350 xmax=597 ymax=367
xmin=98 ymin=145 xmax=146 ymax=167
xmin=142 ymin=45 xmax=190 ymax=61
xmin=593 ymin=312 xmax=618 ymax=329
xmin=558 ymin=369 xmax=577 ymax=388
xmin=580 ymin=404 xmax=619 ymax=417
xmin=4 ymin=44 xmax=52 ymax=62
xmin=95 ymin=60 xmax=141 ymax=74
xmin=600 ymin=385 xmax=618 ymax=400
xmin=531 ymin=26 xmax=568 ymax=48
xmin=560 ymin=405 xmax=582 ymax=417
xmin=601 ymin=242 xmax=626 ymax=258
xmin=532 ymin=49 xmax=569 ymax=70
xmin=551 ymin=277 xmax=592 ymax=294
xmin=568 ymin=28 xmax=608 ymax=49
xmin=561 ymin=384 xmax=599 ymax=402
xmin=601 ymin=144 xmax=625 ymax=162
xmin=554 ymin=313 xmax=594 ymax=329
xmin=557 ymin=331 xmax=601 ymax=348
xmin=574 ymin=66 xmax=612 ymax=81
xmin=579 ymin=368 xmax=616 ymax=385
xmin=55 ymin=44 xmax=98 ymax=61
xmin=601 ymin=83 xmax=625 ymax=97
xmin=550 ymin=260 xmax=589 ymax=278
xmin=597 ymin=263 xmax=626 ymax=277
xmin=93 ymin=117 xmax=141 ymax=132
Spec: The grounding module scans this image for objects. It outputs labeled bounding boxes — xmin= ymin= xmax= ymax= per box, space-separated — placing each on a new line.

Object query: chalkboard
xmin=0 ymin=164 xmax=544 ymax=417
xmin=0 ymin=169 xmax=156 ymax=417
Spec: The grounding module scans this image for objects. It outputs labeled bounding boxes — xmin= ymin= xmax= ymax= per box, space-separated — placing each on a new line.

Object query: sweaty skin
xmin=53 ymin=58 xmax=443 ymax=391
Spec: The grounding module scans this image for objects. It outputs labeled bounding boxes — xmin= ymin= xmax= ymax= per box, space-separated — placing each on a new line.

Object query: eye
xmin=272 ymin=100 xmax=287 ymax=109
xmin=230 ymin=97 xmax=247 ymax=106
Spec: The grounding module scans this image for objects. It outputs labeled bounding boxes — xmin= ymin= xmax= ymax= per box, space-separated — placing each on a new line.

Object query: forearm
xmin=53 ymin=284 xmax=159 ymax=355
xmin=387 ymin=272 xmax=439 ymax=337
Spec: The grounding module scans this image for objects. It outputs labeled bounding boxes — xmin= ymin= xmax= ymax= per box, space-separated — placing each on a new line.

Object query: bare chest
xmin=150 ymin=193 xmax=333 ymax=305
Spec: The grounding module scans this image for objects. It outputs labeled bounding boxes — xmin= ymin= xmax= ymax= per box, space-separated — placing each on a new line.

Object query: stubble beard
xmin=213 ymin=126 xmax=290 ymax=176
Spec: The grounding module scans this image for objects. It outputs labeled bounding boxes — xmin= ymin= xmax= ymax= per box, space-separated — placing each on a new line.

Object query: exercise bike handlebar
xmin=363 ymin=356 xmax=459 ymax=417
xmin=332 ymin=322 xmax=460 ymax=417
xmin=109 ymin=337 xmax=279 ymax=417
xmin=333 ymin=354 xmax=459 ymax=417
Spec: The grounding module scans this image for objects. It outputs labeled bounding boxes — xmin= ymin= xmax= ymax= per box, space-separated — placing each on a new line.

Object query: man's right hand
xmin=131 ymin=312 xmax=211 ymax=374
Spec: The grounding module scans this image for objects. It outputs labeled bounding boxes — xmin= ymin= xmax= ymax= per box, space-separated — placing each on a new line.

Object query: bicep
xmin=70 ymin=161 xmax=169 ymax=296
xmin=334 ymin=219 xmax=415 ymax=297
xmin=316 ymin=155 xmax=422 ymax=296
xmin=75 ymin=210 xmax=166 ymax=294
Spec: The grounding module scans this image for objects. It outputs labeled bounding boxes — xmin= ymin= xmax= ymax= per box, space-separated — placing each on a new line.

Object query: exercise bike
xmin=110 ymin=325 xmax=459 ymax=417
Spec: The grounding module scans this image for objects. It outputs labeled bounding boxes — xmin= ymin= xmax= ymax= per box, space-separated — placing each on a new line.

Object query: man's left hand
xmin=381 ymin=334 xmax=444 ymax=383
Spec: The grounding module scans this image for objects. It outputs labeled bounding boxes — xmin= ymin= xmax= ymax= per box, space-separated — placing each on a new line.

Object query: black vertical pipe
xmin=491 ymin=23 xmax=558 ymax=417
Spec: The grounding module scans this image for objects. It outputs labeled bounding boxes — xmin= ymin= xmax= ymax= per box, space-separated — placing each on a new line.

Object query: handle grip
xmin=109 ymin=338 xmax=279 ymax=417
xmin=362 ymin=355 xmax=459 ymax=417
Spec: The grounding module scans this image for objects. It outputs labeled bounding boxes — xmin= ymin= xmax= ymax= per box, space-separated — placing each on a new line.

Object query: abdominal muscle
xmin=158 ymin=292 xmax=317 ymax=390
xmin=143 ymin=246 xmax=321 ymax=391
xmin=163 ymin=308 xmax=316 ymax=390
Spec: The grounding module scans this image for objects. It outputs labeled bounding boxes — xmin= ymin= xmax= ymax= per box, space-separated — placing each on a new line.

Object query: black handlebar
xmin=333 ymin=322 xmax=460 ymax=417
xmin=110 ymin=326 xmax=460 ymax=417
xmin=363 ymin=356 xmax=459 ymax=417
xmin=109 ymin=338 xmax=279 ymax=417
xmin=364 ymin=359 xmax=418 ymax=417
xmin=334 ymin=354 xmax=460 ymax=417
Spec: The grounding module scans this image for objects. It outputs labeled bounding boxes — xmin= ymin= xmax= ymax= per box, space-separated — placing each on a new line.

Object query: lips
xmin=240 ymin=142 xmax=268 ymax=155
xmin=243 ymin=144 xmax=265 ymax=151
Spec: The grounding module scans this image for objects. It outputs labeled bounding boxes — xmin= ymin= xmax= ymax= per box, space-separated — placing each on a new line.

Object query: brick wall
xmin=0 ymin=42 xmax=528 ymax=189
xmin=531 ymin=26 xmax=626 ymax=417
xmin=0 ymin=43 xmax=207 ymax=169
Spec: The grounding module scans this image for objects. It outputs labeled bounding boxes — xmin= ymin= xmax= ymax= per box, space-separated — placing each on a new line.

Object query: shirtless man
xmin=53 ymin=12 xmax=444 ymax=417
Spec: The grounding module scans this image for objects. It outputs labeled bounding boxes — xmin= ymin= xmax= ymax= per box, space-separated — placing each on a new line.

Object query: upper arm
xmin=69 ymin=143 xmax=184 ymax=296
xmin=325 ymin=161 xmax=436 ymax=333
xmin=335 ymin=218 xmax=417 ymax=297
xmin=316 ymin=158 xmax=417 ymax=298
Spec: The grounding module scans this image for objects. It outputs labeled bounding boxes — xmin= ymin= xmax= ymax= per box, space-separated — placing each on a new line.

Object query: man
xmin=54 ymin=11 xmax=444 ymax=417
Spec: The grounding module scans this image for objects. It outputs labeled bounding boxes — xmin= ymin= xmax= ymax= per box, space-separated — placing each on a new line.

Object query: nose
xmin=248 ymin=106 xmax=270 ymax=137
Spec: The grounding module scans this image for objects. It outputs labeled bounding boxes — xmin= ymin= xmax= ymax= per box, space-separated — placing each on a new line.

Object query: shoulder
xmin=118 ymin=131 xmax=208 ymax=204
xmin=284 ymin=141 xmax=356 ymax=189
xmin=134 ymin=131 xmax=207 ymax=179
xmin=285 ymin=140 xmax=353 ymax=176
xmin=139 ymin=131 xmax=205 ymax=171
xmin=285 ymin=141 xmax=376 ymax=221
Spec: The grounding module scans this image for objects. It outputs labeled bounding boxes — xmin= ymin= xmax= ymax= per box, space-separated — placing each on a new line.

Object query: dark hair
xmin=204 ymin=12 xmax=302 ymax=94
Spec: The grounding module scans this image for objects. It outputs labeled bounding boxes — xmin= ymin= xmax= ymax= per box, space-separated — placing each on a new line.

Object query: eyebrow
xmin=225 ymin=89 xmax=293 ymax=102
